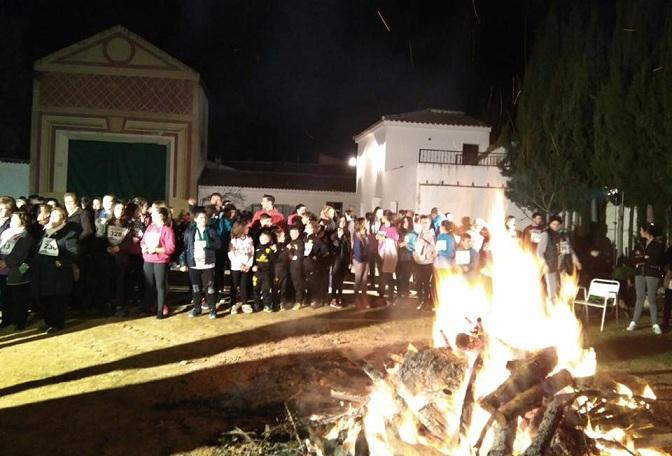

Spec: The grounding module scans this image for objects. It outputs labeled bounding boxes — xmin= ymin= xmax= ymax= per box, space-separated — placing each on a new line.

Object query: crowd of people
xmin=0 ymin=192 xmax=669 ymax=335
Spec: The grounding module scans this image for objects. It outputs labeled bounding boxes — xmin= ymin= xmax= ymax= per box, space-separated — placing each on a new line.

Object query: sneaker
xmin=416 ymin=301 xmax=424 ymax=311
xmin=209 ymin=310 xmax=217 ymax=320
xmin=330 ymin=300 xmax=345 ymax=309
xmin=45 ymin=326 xmax=58 ymax=334
xmin=291 ymin=302 xmax=302 ymax=311
xmin=263 ymin=306 xmax=273 ymax=313
xmin=189 ymin=308 xmax=202 ymax=318
xmin=626 ymin=321 xmax=637 ymax=331
xmin=310 ymin=301 xmax=322 ymax=309
xmin=241 ymin=304 xmax=254 ymax=314
xmin=230 ymin=304 xmax=239 ymax=315
xmin=162 ymin=305 xmax=170 ymax=317
xmin=653 ymin=324 xmax=662 ymax=335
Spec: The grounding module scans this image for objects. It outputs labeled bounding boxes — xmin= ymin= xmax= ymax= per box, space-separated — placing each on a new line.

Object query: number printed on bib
xmin=304 ymin=242 xmax=313 ymax=257
xmin=0 ymin=239 xmax=16 ymax=256
xmin=530 ymin=231 xmax=542 ymax=244
xmin=107 ymin=226 xmax=128 ymax=246
xmin=39 ymin=237 xmax=59 ymax=257
xmin=559 ymin=241 xmax=571 ymax=255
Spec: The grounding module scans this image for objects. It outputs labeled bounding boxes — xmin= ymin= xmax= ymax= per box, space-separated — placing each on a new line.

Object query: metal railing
xmin=418 ymin=149 xmax=506 ymax=166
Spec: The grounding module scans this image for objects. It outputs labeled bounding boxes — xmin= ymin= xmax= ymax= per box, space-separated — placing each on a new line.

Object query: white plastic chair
xmin=573 ymin=279 xmax=620 ymax=332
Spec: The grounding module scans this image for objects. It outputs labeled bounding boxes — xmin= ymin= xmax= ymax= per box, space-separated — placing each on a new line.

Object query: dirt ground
xmin=1 ymin=285 xmax=671 ymax=456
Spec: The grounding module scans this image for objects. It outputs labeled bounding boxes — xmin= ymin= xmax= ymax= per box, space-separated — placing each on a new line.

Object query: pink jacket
xmin=141 ymin=223 xmax=175 ymax=264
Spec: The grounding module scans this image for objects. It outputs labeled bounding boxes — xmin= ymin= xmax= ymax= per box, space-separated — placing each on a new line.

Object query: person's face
xmin=261 ymin=197 xmax=272 ymax=211
xmin=533 ymin=215 xmax=543 ymax=226
xmin=210 ymin=195 xmax=222 ymax=208
xmin=297 ymin=206 xmax=306 ymax=216
xmin=289 ymin=229 xmax=300 ymax=240
xmin=227 ymin=209 xmax=236 ymax=219
xmin=152 ymin=211 xmax=164 ymax=225
xmin=102 ymin=196 xmax=114 ymax=212
xmin=421 ymin=218 xmax=431 ymax=230
xmin=374 ymin=209 xmax=383 ymax=220
xmin=92 ymin=199 xmax=101 ymax=210
xmin=276 ymin=231 xmax=286 ymax=243
xmin=49 ymin=210 xmax=64 ymax=226
xmin=260 ymin=217 xmax=271 ymax=227
xmin=301 ymin=214 xmax=310 ymax=225
xmin=139 ymin=203 xmax=148 ymax=215
xmin=64 ymin=196 xmax=77 ymax=213
xmin=9 ymin=213 xmax=23 ymax=229
xmin=113 ymin=203 xmax=124 ymax=219
xmin=461 ymin=238 xmax=473 ymax=250
xmin=38 ymin=207 xmax=51 ymax=224
xmin=195 ymin=213 xmax=207 ymax=228
xmin=46 ymin=200 xmax=57 ymax=208
xmin=0 ymin=204 xmax=9 ymax=219
xmin=259 ymin=233 xmax=271 ymax=245
xmin=506 ymin=218 xmax=516 ymax=229
xmin=549 ymin=221 xmax=561 ymax=231
xmin=639 ymin=227 xmax=647 ymax=238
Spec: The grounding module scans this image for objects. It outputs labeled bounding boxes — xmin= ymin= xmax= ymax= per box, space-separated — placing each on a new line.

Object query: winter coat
xmin=0 ymin=231 xmax=35 ymax=285
xmin=228 ymin=236 xmax=254 ymax=271
xmin=633 ymin=239 xmax=665 ymax=278
xmin=32 ymin=223 xmax=79 ymax=297
xmin=183 ymin=225 xmax=221 ymax=269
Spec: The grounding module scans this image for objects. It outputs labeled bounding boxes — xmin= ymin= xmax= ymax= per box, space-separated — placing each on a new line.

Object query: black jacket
xmin=254 ymin=242 xmax=277 ymax=273
xmin=330 ymin=230 xmax=352 ymax=265
xmin=67 ymin=208 xmax=94 ymax=243
xmin=32 ymin=223 xmax=80 ymax=297
xmin=633 ymin=238 xmax=665 ymax=277
xmin=183 ymin=225 xmax=221 ymax=268
xmin=1 ymin=231 xmax=35 ymax=285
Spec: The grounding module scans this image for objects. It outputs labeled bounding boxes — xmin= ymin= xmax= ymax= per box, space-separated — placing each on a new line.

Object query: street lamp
xmin=348 ymin=156 xmax=357 ymax=167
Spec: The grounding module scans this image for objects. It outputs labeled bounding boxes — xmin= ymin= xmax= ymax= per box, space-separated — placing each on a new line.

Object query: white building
xmin=354 ymin=108 xmax=526 ymax=221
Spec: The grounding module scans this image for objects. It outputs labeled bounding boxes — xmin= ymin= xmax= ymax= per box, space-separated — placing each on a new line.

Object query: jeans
xmin=352 ymin=259 xmax=369 ymax=297
xmin=289 ymin=261 xmax=304 ymax=304
xmin=143 ymin=262 xmax=168 ymax=315
xmin=396 ymin=260 xmax=413 ymax=297
xmin=189 ymin=267 xmax=216 ymax=312
xmin=633 ymin=275 xmax=659 ymax=325
xmin=414 ymin=263 xmax=433 ymax=306
xmin=331 ymin=259 xmax=347 ymax=300
xmin=544 ymin=272 xmax=559 ymax=304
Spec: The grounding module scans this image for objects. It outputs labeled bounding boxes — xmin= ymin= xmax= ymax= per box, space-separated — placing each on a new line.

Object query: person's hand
xmin=271 ymin=244 xmax=277 ymax=252
xmin=146 ymin=246 xmax=156 ymax=254
xmin=540 ymin=262 xmax=549 ymax=276
xmin=187 ymin=198 xmax=197 ymax=206
xmin=252 ymin=265 xmax=258 ymax=272
xmin=55 ymin=260 xmax=62 ymax=268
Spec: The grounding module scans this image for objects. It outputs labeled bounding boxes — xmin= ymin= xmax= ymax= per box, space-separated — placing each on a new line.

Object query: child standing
xmin=330 ymin=215 xmax=352 ymax=308
xmin=253 ymin=231 xmax=276 ymax=312
xmin=273 ymin=228 xmax=291 ymax=310
xmin=434 ymin=220 xmax=456 ymax=270
xmin=288 ymin=225 xmax=305 ymax=310
xmin=377 ymin=213 xmax=399 ymax=305
xmin=141 ymin=207 xmax=176 ymax=319
xmin=303 ymin=222 xmax=329 ymax=308
xmin=184 ymin=208 xmax=221 ymax=319
xmin=228 ymin=221 xmax=254 ymax=314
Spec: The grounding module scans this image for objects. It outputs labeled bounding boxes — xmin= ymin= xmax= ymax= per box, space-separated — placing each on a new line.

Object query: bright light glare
xmin=348 ymin=156 xmax=357 ymax=167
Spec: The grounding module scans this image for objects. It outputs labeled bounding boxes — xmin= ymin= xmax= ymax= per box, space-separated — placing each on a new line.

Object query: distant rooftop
xmin=382 ymin=108 xmax=489 ymax=128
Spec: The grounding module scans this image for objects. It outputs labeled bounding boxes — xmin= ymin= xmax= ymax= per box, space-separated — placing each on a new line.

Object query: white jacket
xmin=228 ymin=236 xmax=254 ymax=271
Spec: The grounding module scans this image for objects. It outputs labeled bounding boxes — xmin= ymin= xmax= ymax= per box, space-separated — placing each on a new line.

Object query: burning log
xmin=494 ymin=369 xmax=573 ymax=425
xmin=486 ymin=420 xmax=516 ymax=456
xmin=521 ymin=396 xmax=568 ymax=456
xmin=398 ymin=347 xmax=468 ymax=396
xmin=480 ymin=347 xmax=558 ymax=414
xmin=460 ymin=354 xmax=484 ymax=437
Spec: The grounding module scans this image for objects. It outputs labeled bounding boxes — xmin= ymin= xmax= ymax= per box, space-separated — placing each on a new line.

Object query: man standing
xmin=537 ymin=215 xmax=581 ymax=303
xmin=523 ymin=212 xmax=545 ymax=252
xmin=250 ymin=194 xmax=285 ymax=229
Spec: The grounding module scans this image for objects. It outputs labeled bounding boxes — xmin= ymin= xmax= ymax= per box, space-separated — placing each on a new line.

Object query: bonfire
xmin=309 ymin=194 xmax=668 ymax=456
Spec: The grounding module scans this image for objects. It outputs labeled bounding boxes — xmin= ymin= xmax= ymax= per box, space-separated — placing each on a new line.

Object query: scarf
xmin=45 ymin=222 xmax=66 ymax=237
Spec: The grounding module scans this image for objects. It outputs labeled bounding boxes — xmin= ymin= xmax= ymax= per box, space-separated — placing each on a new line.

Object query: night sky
xmin=0 ymin=0 xmax=548 ymax=163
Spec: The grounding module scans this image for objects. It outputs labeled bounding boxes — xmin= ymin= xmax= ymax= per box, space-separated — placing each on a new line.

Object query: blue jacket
xmin=183 ymin=225 xmax=221 ymax=268
xmin=435 ymin=232 xmax=456 ymax=261
xmin=352 ymin=234 xmax=369 ymax=262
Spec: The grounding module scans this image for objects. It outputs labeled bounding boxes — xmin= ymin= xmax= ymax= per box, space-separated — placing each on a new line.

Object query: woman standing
xmin=330 ymin=215 xmax=351 ymax=308
xmin=0 ymin=211 xmax=35 ymax=329
xmin=101 ymin=202 xmax=133 ymax=316
xmin=32 ymin=207 xmax=79 ymax=333
xmin=377 ymin=213 xmax=399 ymax=305
xmin=0 ymin=196 xmax=16 ymax=328
xmin=627 ymin=223 xmax=665 ymax=334
xmin=141 ymin=207 xmax=175 ymax=319
xmin=304 ymin=221 xmax=329 ymax=308
xmin=351 ymin=217 xmax=370 ymax=308
xmin=396 ymin=216 xmax=416 ymax=300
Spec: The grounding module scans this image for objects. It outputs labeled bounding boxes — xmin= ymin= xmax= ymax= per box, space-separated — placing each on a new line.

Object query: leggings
xmin=230 ymin=270 xmax=249 ymax=306
xmin=331 ymin=259 xmax=347 ymax=300
xmin=633 ymin=275 xmax=659 ymax=325
xmin=414 ymin=263 xmax=433 ymax=306
xmin=189 ymin=267 xmax=216 ymax=312
xmin=42 ymin=294 xmax=67 ymax=329
xmin=4 ymin=283 xmax=30 ymax=328
xmin=143 ymin=262 xmax=168 ymax=315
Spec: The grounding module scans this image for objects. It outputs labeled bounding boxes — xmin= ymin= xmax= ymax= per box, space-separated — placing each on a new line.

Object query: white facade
xmin=0 ymin=161 xmax=30 ymax=198
xmin=198 ymin=185 xmax=359 ymax=215
xmin=354 ymin=115 xmax=527 ymax=222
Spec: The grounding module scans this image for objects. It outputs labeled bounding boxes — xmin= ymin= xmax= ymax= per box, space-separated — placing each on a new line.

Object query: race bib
xmin=143 ymin=232 xmax=160 ymax=250
xmin=194 ymin=239 xmax=207 ymax=265
xmin=39 ymin=237 xmax=59 ymax=257
xmin=0 ymin=238 xmax=17 ymax=256
xmin=559 ymin=241 xmax=571 ymax=255
xmin=456 ymin=250 xmax=471 ymax=266
xmin=436 ymin=240 xmax=447 ymax=251
xmin=304 ymin=242 xmax=313 ymax=256
xmin=107 ymin=226 xmax=128 ymax=246
xmin=530 ymin=231 xmax=542 ymax=244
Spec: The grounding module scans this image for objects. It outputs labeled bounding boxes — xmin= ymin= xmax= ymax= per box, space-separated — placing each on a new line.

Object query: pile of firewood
xmin=307 ymin=344 xmax=670 ymax=456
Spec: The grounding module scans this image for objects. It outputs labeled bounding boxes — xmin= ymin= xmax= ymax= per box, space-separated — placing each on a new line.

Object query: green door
xmin=67 ymin=140 xmax=167 ymax=201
